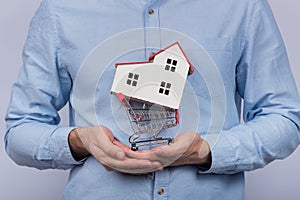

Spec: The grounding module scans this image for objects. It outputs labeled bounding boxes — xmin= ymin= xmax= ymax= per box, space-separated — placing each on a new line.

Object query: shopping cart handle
xmin=117 ymin=93 xmax=127 ymax=106
xmin=175 ymin=110 xmax=180 ymax=124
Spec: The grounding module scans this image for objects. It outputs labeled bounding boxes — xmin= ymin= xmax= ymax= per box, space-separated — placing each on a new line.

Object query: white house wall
xmin=153 ymin=44 xmax=190 ymax=78
xmin=111 ymin=62 xmax=189 ymax=109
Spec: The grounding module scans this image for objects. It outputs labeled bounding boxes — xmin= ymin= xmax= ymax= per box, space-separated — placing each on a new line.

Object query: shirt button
xmin=157 ymin=188 xmax=164 ymax=195
xmin=148 ymin=9 xmax=155 ymax=15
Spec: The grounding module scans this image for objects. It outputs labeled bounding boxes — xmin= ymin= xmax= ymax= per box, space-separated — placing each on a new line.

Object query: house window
xmin=165 ymin=58 xmax=177 ymax=72
xmin=158 ymin=81 xmax=171 ymax=96
xmin=126 ymin=72 xmax=139 ymax=87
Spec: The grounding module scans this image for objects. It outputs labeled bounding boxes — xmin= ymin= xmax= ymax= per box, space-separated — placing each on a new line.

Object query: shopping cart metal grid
xmin=117 ymin=93 xmax=179 ymax=151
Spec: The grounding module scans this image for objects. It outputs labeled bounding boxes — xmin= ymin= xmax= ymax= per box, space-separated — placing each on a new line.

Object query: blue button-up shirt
xmin=5 ymin=0 xmax=300 ymax=199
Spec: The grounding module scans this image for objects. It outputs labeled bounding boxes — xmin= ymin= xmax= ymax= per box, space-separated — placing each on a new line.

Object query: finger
xmin=112 ymin=140 xmax=153 ymax=160
xmin=153 ymin=144 xmax=181 ymax=158
xmin=113 ymin=140 xmax=131 ymax=151
xmin=113 ymin=140 xmax=160 ymax=161
xmin=92 ymin=146 xmax=162 ymax=174
xmin=98 ymin=126 xmax=115 ymax=141
xmin=157 ymin=167 xmax=164 ymax=172
xmin=95 ymin=127 xmax=125 ymax=160
xmin=155 ymin=133 xmax=197 ymax=157
xmin=103 ymin=164 xmax=115 ymax=172
xmin=124 ymin=148 xmax=157 ymax=159
xmin=103 ymin=157 xmax=162 ymax=174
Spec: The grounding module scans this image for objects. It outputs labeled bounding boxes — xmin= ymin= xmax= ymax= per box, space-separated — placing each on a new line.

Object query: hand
xmin=117 ymin=132 xmax=211 ymax=169
xmin=154 ymin=132 xmax=211 ymax=168
xmin=68 ymin=125 xmax=163 ymax=174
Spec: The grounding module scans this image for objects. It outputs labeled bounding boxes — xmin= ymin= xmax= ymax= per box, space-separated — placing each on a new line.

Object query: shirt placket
xmin=143 ymin=1 xmax=161 ymax=60
xmin=142 ymin=1 xmax=170 ymax=200
xmin=153 ymin=170 xmax=170 ymax=200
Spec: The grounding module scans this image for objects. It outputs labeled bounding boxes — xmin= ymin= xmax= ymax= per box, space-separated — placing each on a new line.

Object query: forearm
xmin=202 ymin=114 xmax=300 ymax=174
xmin=5 ymin=123 xmax=81 ymax=170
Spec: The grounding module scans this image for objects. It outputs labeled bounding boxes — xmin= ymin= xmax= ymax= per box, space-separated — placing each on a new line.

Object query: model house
xmin=110 ymin=42 xmax=194 ymax=109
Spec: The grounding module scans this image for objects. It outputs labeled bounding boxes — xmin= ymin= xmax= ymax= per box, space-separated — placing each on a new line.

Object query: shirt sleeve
xmin=4 ymin=0 xmax=81 ymax=170
xmin=201 ymin=0 xmax=300 ymax=174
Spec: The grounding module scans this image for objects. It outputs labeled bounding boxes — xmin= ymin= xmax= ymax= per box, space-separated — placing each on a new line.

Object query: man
xmin=5 ymin=0 xmax=300 ymax=199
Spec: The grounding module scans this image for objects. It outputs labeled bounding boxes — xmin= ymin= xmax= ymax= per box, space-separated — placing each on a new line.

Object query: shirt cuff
xmin=50 ymin=126 xmax=85 ymax=167
xmin=198 ymin=131 xmax=238 ymax=174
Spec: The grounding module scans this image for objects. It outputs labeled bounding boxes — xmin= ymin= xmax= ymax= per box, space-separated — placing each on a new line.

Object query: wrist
xmin=68 ymin=128 xmax=90 ymax=161
xmin=198 ymin=140 xmax=212 ymax=170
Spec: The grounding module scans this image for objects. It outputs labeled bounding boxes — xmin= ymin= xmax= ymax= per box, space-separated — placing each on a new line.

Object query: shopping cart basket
xmin=117 ymin=93 xmax=179 ymax=151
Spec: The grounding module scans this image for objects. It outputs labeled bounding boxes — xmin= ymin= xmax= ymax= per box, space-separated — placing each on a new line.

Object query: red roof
xmin=115 ymin=42 xmax=194 ymax=75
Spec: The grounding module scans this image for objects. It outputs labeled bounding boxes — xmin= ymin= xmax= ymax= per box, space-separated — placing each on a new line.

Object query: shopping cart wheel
xmin=167 ymin=138 xmax=174 ymax=144
xmin=131 ymin=143 xmax=138 ymax=151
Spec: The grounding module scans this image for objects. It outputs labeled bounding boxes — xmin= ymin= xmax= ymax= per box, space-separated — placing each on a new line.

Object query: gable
xmin=149 ymin=42 xmax=194 ymax=75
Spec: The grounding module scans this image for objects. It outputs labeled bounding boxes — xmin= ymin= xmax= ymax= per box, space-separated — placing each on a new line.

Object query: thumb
xmin=98 ymin=126 xmax=126 ymax=160
xmin=103 ymin=165 xmax=115 ymax=171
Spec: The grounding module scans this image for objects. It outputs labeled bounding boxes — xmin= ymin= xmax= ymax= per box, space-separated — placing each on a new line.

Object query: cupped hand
xmin=116 ymin=132 xmax=211 ymax=169
xmin=69 ymin=125 xmax=163 ymax=174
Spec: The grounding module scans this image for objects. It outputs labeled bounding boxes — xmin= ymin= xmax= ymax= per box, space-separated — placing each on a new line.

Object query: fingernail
xmin=156 ymin=149 xmax=162 ymax=155
xmin=158 ymin=167 xmax=164 ymax=172
xmin=116 ymin=151 xmax=124 ymax=160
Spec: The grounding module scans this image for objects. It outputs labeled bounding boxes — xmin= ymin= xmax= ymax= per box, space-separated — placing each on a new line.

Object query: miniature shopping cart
xmin=110 ymin=42 xmax=194 ymax=150
xmin=117 ymin=93 xmax=178 ymax=151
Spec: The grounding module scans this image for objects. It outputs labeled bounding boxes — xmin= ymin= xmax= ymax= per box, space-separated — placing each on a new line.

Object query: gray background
xmin=0 ymin=1 xmax=299 ymax=199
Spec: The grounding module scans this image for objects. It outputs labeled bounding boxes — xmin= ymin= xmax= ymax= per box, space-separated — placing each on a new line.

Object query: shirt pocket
xmin=180 ymin=37 xmax=234 ymax=134
xmin=184 ymin=37 xmax=233 ymax=100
